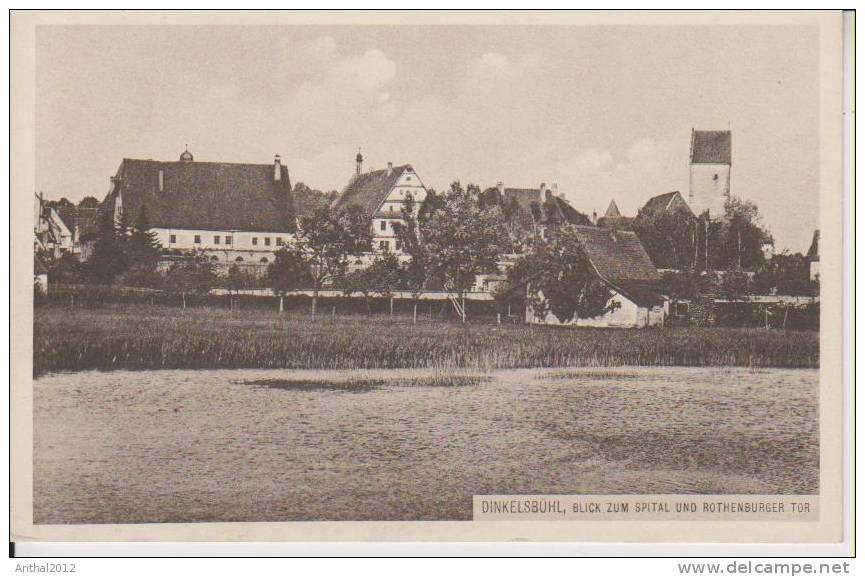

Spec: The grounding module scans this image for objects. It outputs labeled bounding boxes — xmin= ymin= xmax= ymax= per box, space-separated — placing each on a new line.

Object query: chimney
xmin=356 ymin=150 xmax=364 ymax=176
xmin=158 ymin=169 xmax=164 ymax=192
xmin=539 ymin=182 xmax=546 ymax=203
xmin=551 ymin=183 xmax=558 ymax=196
xmin=273 ymin=154 xmax=282 ymax=181
xmin=497 ymin=181 xmax=504 ymax=194
xmin=591 ymin=211 xmax=597 ymax=225
xmin=387 ymin=162 xmax=393 ymax=176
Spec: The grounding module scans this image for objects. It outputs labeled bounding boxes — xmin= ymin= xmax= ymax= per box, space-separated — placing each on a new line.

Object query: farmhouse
xmin=332 ymin=152 xmax=428 ymax=254
xmin=526 ymin=226 xmax=666 ymax=328
xmin=99 ymin=148 xmax=296 ymax=274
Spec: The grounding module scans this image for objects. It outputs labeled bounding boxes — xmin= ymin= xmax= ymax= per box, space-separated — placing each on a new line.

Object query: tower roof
xmin=690 ymin=130 xmax=731 ymax=164
xmin=604 ymin=200 xmax=621 ymax=218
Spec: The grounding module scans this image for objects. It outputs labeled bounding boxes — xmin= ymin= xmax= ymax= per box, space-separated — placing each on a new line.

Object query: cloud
xmin=292 ymin=46 xmax=396 ymax=120
xmin=552 ymin=136 xmax=689 ymax=217
xmin=466 ymin=52 xmax=538 ymax=81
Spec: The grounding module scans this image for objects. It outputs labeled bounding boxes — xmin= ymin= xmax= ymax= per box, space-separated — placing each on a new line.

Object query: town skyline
xmin=36 ymin=25 xmax=819 ymax=251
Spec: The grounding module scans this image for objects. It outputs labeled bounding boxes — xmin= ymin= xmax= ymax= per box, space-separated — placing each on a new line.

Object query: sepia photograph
xmin=10 ymin=10 xmax=847 ymax=547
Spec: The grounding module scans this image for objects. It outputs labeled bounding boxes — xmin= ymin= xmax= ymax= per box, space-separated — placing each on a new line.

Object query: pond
xmin=33 ymin=366 xmax=818 ymax=523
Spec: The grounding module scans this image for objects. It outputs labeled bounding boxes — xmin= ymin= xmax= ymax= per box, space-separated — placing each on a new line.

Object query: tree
xmin=295 ymin=205 xmax=372 ymax=319
xmin=113 ymin=210 xmax=133 ymax=273
xmin=419 ymin=182 xmax=509 ymax=322
xmin=392 ymin=194 xmax=430 ymax=323
xmin=339 ymin=265 xmax=377 ymax=315
xmin=126 ymin=207 xmax=162 ymax=269
xmin=368 ymin=252 xmax=402 ymax=317
xmin=633 ymin=204 xmax=697 ymax=271
xmin=697 ymin=197 xmax=773 ymax=272
xmin=752 ymin=251 xmax=815 ymax=296
xmin=85 ymin=208 xmax=124 ymax=284
xmin=658 ymin=269 xmax=713 ymax=300
xmin=267 ymin=245 xmax=311 ymax=311
xmin=78 ymin=196 xmax=100 ymax=209
xmin=164 ymin=251 xmax=215 ymax=309
xmin=516 ymin=227 xmax=620 ymax=323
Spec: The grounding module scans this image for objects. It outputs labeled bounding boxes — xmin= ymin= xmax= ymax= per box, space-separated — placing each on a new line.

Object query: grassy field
xmin=33 ymin=303 xmax=819 ymax=374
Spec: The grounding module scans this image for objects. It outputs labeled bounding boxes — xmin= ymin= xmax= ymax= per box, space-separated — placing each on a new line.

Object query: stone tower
xmin=689 ymin=129 xmax=731 ymax=219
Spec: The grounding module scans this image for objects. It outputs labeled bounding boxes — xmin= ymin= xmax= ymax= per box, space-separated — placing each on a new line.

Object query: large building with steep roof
xmin=332 ymin=153 xmax=428 ymax=254
xmin=100 ymin=148 xmax=295 ymax=270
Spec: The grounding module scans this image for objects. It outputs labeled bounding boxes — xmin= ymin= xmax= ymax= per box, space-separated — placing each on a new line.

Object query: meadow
xmin=33 ymin=302 xmax=819 ymax=375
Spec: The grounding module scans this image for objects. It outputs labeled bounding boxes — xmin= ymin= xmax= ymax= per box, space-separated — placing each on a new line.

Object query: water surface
xmin=34 ymin=366 xmax=818 ymax=523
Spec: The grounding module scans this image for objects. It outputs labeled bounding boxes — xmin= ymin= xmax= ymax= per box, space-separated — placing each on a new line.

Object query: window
xmin=264 ymin=237 xmax=271 ymax=246
xmin=214 ymin=235 xmax=221 ymax=245
xmin=260 ymin=257 xmax=269 ymax=263
xmin=676 ymin=302 xmax=690 ymax=316
xmin=395 ymin=240 xmax=402 ymax=251
xmin=379 ymin=240 xmax=389 ymax=252
xmin=713 ymin=174 xmax=719 ymax=181
xmin=276 ymin=238 xmax=284 ymax=246
xmin=380 ymin=220 xmax=387 ymax=231
xmin=194 ymin=235 xmax=201 ymax=244
xmin=252 ymin=237 xmax=258 ymax=246
xmin=235 ymin=256 xmax=244 ymax=262
xmin=210 ymin=255 xmax=219 ymax=261
xmin=225 ymin=236 xmax=232 ymax=245
xmin=169 ymin=234 xmax=176 ymax=244
xmin=406 ymin=176 xmax=412 ymax=181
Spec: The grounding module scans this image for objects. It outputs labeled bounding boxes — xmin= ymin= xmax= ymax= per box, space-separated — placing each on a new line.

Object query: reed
xmin=33 ymin=303 xmax=819 ymax=376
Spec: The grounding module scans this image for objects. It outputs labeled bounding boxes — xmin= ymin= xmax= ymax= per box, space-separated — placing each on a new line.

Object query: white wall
xmin=153 ymin=228 xmax=294 ymax=254
xmin=371 ymin=169 xmax=428 ymax=254
xmin=689 ymin=163 xmax=730 ymax=219
xmin=526 ymin=290 xmax=665 ymax=328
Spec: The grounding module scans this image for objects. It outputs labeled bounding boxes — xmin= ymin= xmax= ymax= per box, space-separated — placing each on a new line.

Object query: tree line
xmin=41 ymin=183 xmax=814 ymax=321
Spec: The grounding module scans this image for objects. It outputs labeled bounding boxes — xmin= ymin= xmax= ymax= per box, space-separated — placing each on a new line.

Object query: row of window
xmin=378 ymin=240 xmax=402 ymax=252
xmin=167 ymin=234 xmax=286 ymax=247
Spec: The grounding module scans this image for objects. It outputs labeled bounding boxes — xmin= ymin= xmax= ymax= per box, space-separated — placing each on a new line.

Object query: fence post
xmin=279 ymin=295 xmax=284 ymax=313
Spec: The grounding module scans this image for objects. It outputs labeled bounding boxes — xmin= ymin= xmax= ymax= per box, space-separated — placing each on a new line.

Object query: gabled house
xmin=332 ymin=153 xmax=428 ymax=254
xmin=99 ymin=148 xmax=295 ymax=271
xmin=34 ymin=193 xmax=74 ymax=258
xmin=526 ymin=226 xmax=666 ymax=328
xmin=637 ymin=191 xmax=693 ymax=220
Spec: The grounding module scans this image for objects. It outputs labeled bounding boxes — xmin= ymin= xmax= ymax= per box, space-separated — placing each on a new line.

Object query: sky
xmin=36 ymin=24 xmax=819 ymax=252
